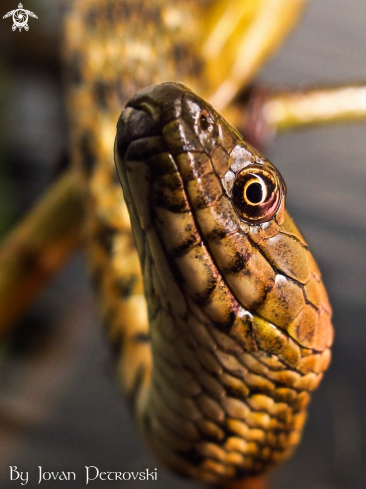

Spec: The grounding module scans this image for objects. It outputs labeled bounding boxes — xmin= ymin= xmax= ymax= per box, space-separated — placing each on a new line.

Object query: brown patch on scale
xmin=126 ymin=136 xmax=166 ymax=161
xmin=149 ymin=152 xmax=177 ymax=175
xmin=176 ymin=152 xmax=213 ymax=181
xmin=186 ymin=173 xmax=222 ymax=209
xmin=157 ymin=172 xmax=185 ymax=192
xmin=153 ymin=190 xmax=189 ymax=213
xmin=229 ymin=250 xmax=252 ymax=273
xmin=217 ymin=232 xmax=277 ymax=312
xmin=195 ymin=196 xmax=240 ymax=241
xmin=193 ymin=280 xmax=220 ymax=307
xmin=209 ymin=309 xmax=237 ymax=334
xmin=304 ymin=275 xmax=331 ymax=313
xmin=230 ymin=310 xmax=258 ymax=353
xmin=153 ymin=177 xmax=190 ymax=213
xmin=152 ymin=239 xmax=180 ymax=284
xmin=172 ymin=235 xmax=201 ymax=258
xmin=174 ymin=242 xmax=219 ymax=303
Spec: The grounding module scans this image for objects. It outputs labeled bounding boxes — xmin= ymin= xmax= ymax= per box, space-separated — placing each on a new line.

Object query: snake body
xmin=63 ymin=1 xmax=333 ymax=483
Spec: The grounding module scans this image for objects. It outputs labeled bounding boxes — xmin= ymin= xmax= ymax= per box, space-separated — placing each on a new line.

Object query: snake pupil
xmin=245 ymin=182 xmax=263 ymax=204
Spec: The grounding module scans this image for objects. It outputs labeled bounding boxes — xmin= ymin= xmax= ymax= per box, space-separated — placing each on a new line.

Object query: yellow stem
xmin=264 ymin=84 xmax=366 ymax=131
xmin=205 ymin=0 xmax=308 ymax=110
xmin=0 ymin=170 xmax=83 ymax=337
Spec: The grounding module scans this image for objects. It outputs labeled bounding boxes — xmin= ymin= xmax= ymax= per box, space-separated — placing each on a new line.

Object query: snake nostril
xmin=126 ymin=93 xmax=161 ymax=122
xmin=134 ymin=101 xmax=157 ymax=119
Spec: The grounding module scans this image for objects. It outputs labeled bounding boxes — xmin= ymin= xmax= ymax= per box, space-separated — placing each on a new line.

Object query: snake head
xmin=115 ymin=82 xmax=332 ymax=351
xmin=115 ymin=82 xmax=333 ymax=481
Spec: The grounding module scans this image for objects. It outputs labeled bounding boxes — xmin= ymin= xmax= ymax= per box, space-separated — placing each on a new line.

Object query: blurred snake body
xmin=63 ymin=0 xmax=333 ymax=483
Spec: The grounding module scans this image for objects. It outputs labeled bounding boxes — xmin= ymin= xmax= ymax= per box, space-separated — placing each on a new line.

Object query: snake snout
xmin=126 ymin=82 xmax=190 ymax=123
xmin=116 ymin=82 xmax=190 ymax=160
xmin=115 ymin=106 xmax=158 ymax=159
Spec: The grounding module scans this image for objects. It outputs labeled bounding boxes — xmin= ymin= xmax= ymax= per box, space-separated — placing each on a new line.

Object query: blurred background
xmin=0 ymin=0 xmax=365 ymax=488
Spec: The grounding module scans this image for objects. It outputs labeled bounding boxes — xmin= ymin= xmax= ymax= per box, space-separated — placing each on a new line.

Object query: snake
xmin=62 ymin=0 xmax=333 ymax=483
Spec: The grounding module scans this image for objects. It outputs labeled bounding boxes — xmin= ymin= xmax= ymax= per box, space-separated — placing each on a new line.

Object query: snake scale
xmin=63 ymin=0 xmax=333 ymax=483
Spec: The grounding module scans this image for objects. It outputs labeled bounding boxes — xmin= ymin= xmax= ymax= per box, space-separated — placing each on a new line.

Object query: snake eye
xmin=232 ymin=164 xmax=283 ymax=223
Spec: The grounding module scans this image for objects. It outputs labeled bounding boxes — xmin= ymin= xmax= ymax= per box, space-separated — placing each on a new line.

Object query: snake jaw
xmin=115 ymin=82 xmax=333 ymax=482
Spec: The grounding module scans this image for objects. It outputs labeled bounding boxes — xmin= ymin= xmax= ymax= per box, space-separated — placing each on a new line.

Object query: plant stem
xmin=0 ymin=170 xmax=83 ymax=337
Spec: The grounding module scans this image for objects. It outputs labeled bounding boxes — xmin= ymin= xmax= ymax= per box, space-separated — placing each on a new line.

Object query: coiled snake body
xmin=63 ymin=0 xmax=333 ymax=483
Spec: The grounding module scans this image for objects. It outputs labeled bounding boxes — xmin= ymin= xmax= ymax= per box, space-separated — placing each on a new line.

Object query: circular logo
xmin=12 ymin=8 xmax=28 ymax=30
xmin=3 ymin=3 xmax=38 ymax=32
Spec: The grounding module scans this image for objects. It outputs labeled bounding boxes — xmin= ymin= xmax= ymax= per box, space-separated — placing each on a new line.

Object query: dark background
xmin=0 ymin=0 xmax=365 ymax=488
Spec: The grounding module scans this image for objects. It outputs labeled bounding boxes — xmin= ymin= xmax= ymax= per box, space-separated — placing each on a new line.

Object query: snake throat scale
xmin=63 ymin=0 xmax=333 ymax=483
